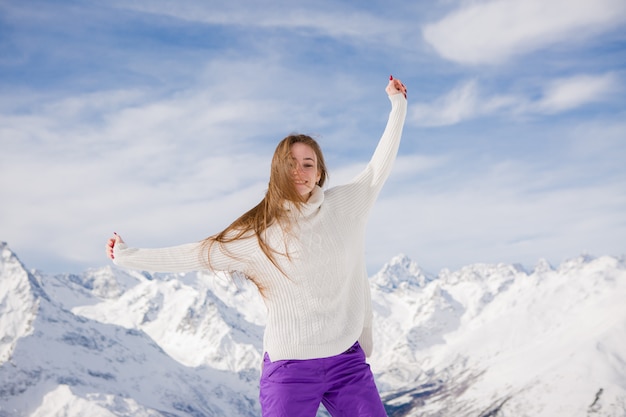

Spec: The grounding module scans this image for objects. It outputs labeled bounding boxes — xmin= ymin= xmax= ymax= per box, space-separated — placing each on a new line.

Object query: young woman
xmin=106 ymin=76 xmax=407 ymax=417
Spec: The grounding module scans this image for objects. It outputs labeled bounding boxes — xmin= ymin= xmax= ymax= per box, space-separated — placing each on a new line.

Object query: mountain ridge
xmin=1 ymin=241 xmax=625 ymax=416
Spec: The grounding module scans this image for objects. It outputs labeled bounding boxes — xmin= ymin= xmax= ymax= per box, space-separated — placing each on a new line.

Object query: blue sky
xmin=1 ymin=0 xmax=625 ymax=276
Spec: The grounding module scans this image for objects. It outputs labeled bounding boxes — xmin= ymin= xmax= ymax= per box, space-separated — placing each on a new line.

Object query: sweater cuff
xmin=389 ymin=91 xmax=407 ymax=105
xmin=112 ymin=242 xmax=129 ymax=264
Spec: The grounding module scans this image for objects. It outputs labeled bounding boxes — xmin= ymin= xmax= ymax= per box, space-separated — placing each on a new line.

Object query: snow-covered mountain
xmin=1 ymin=241 xmax=625 ymax=416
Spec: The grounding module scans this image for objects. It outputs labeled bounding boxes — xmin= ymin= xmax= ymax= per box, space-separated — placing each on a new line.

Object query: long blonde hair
xmin=203 ymin=134 xmax=328 ymax=291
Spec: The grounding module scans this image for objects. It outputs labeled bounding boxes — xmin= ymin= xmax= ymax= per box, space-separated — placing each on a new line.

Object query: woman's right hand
xmin=386 ymin=75 xmax=407 ymax=99
xmin=106 ymin=233 xmax=124 ymax=260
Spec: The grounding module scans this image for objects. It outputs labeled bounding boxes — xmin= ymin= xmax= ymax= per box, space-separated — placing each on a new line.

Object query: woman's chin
xmin=295 ymin=186 xmax=311 ymax=196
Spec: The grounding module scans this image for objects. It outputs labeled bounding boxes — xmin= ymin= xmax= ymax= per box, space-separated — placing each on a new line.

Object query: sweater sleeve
xmin=113 ymin=238 xmax=251 ymax=274
xmin=359 ymin=93 xmax=408 ymax=192
xmin=112 ymin=242 xmax=207 ymax=273
xmin=328 ymin=93 xmax=407 ymax=216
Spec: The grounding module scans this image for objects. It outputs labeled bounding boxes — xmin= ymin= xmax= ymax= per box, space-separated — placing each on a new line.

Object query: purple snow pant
xmin=259 ymin=341 xmax=388 ymax=417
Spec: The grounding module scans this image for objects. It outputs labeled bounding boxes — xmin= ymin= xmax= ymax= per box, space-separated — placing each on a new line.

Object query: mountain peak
xmin=0 ymin=242 xmax=48 ymax=365
xmin=533 ymin=258 xmax=554 ymax=275
xmin=371 ymin=253 xmax=432 ymax=292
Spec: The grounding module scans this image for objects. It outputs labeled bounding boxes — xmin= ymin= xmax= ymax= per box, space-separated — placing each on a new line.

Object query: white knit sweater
xmin=113 ymin=93 xmax=407 ymax=361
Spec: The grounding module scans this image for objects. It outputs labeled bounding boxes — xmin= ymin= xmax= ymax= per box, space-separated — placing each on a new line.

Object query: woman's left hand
xmin=105 ymin=233 xmax=124 ymax=260
xmin=386 ymin=75 xmax=407 ymax=99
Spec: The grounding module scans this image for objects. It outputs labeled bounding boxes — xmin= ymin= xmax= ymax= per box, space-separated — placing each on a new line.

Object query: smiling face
xmin=268 ymin=134 xmax=327 ymax=205
xmin=290 ymin=142 xmax=321 ymax=197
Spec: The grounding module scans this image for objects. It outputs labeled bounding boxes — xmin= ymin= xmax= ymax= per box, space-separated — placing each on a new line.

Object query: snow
xmin=371 ymin=255 xmax=626 ymax=416
xmin=31 ymin=385 xmax=119 ymax=417
xmin=0 ymin=243 xmax=39 ymax=365
xmin=1 ymin=241 xmax=625 ymax=416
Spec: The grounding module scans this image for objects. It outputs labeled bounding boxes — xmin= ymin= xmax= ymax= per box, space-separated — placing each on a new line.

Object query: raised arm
xmin=366 ymin=76 xmax=408 ymax=188
xmin=330 ymin=76 xmax=407 ymax=215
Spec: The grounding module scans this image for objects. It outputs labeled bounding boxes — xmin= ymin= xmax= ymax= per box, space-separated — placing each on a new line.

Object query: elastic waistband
xmin=264 ymin=340 xmax=361 ymax=363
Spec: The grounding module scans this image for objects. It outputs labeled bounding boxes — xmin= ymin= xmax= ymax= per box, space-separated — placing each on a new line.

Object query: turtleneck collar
xmin=283 ymin=185 xmax=324 ymax=218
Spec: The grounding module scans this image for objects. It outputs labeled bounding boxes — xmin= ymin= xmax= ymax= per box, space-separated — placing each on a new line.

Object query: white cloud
xmin=330 ymin=154 xmax=448 ymax=187
xmin=422 ymin=0 xmax=626 ymax=65
xmin=410 ymin=78 xmax=529 ymax=126
xmin=0 ymin=52 xmax=391 ymax=273
xmin=390 ymin=154 xmax=449 ymax=180
xmin=410 ymin=73 xmax=620 ymax=126
xmin=114 ymin=0 xmax=408 ymax=46
xmin=411 ymin=80 xmax=521 ymax=126
xmin=537 ymin=73 xmax=620 ymax=113
xmin=412 ymin=80 xmax=482 ymax=126
xmin=2 ymin=0 xmax=624 ymax=277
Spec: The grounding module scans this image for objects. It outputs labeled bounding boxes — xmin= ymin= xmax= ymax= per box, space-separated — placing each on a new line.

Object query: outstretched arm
xmin=105 ymin=233 xmax=207 ymax=273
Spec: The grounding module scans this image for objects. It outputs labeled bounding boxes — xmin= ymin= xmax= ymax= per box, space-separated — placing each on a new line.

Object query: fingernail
xmin=389 ymin=75 xmax=393 ymax=80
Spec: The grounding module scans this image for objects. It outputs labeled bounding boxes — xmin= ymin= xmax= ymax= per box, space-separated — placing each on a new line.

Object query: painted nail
xmin=389 ymin=75 xmax=393 ymax=80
